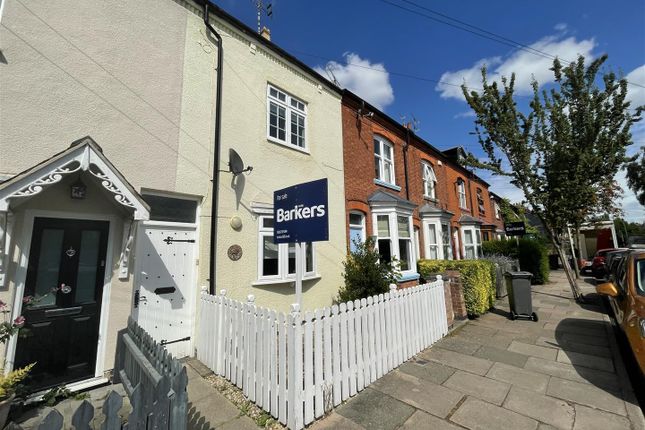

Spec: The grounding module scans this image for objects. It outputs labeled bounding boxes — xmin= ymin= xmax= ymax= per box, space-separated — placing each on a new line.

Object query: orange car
xmin=596 ymin=249 xmax=645 ymax=375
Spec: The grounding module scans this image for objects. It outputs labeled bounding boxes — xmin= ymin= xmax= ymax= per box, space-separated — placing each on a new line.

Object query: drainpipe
xmin=403 ymin=127 xmax=410 ymax=200
xmin=203 ymin=1 xmax=223 ymax=295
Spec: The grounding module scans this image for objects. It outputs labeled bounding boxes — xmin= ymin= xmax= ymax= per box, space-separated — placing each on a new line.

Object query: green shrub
xmin=418 ymin=259 xmax=495 ymax=316
xmin=482 ymin=238 xmax=549 ymax=285
xmin=337 ymin=237 xmax=400 ymax=303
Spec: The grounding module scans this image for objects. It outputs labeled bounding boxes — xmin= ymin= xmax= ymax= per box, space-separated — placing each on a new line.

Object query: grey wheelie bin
xmin=504 ymin=271 xmax=537 ymax=321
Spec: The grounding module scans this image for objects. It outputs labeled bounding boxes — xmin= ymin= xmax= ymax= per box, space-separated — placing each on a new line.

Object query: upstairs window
xmin=374 ymin=136 xmax=395 ymax=185
xmin=422 ymin=162 xmax=437 ymax=199
xmin=457 ymin=179 xmax=467 ymax=209
xmin=477 ymin=188 xmax=486 ymax=215
xmin=267 ymin=85 xmax=307 ymax=150
xmin=494 ymin=201 xmax=501 ymax=219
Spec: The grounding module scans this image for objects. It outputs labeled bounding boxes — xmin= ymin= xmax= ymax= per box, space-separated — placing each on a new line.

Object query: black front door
xmin=15 ymin=217 xmax=109 ymax=390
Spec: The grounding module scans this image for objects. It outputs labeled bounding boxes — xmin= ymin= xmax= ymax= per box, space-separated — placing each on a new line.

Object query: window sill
xmin=252 ymin=274 xmax=321 ymax=287
xmin=267 ymin=136 xmax=310 ymax=155
xmin=396 ymin=272 xmax=420 ymax=282
xmin=424 ymin=196 xmax=438 ymax=203
xmin=374 ymin=179 xmax=401 ymax=192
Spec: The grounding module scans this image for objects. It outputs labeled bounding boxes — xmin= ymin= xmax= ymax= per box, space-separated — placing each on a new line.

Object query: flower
xmin=0 ymin=300 xmax=6 ymax=310
xmin=13 ymin=316 xmax=25 ymax=328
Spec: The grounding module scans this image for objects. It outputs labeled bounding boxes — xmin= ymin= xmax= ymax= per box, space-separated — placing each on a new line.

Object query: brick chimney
xmin=260 ymin=26 xmax=271 ymax=41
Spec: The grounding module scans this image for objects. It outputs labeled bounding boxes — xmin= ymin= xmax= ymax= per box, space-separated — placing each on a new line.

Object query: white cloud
xmin=436 ymin=35 xmax=596 ymax=101
xmin=554 ymin=23 xmax=568 ymax=32
xmin=625 ymin=64 xmax=645 ymax=109
xmin=315 ymin=53 xmax=394 ymax=110
xmin=453 ymin=110 xmax=476 ymax=119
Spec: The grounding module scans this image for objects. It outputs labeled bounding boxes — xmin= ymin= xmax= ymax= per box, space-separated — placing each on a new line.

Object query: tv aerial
xmin=253 ymin=0 xmax=273 ymax=34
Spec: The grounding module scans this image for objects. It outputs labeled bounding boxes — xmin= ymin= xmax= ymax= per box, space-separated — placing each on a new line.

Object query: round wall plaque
xmin=228 ymin=244 xmax=243 ymax=261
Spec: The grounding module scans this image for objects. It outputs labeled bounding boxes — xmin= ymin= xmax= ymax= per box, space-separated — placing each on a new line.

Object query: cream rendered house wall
xmin=0 ymin=0 xmax=217 ymax=372
xmin=210 ymin=18 xmax=347 ymax=312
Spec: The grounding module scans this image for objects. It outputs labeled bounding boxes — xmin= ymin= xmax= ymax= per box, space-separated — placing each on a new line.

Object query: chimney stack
xmin=260 ymin=26 xmax=271 ymax=41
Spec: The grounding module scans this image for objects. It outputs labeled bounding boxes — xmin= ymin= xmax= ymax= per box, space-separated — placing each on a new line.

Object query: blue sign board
xmin=273 ymin=179 xmax=329 ymax=244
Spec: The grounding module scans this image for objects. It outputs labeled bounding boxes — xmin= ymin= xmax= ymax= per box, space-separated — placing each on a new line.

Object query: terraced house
xmin=0 ymin=0 xmax=345 ymax=393
xmin=341 ymin=91 xmax=505 ymax=287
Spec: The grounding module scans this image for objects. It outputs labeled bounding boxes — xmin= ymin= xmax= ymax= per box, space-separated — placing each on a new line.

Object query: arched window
xmin=422 ymin=162 xmax=437 ymax=199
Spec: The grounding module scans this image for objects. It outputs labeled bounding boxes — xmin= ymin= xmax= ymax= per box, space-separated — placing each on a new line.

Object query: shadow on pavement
xmin=553 ymin=317 xmax=639 ymax=408
xmin=187 ymin=403 xmax=214 ymax=430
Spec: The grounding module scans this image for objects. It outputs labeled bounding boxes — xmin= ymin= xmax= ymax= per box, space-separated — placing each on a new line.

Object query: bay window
xmin=461 ymin=225 xmax=482 ymax=260
xmin=373 ymin=211 xmax=416 ymax=275
xmin=374 ymin=136 xmax=395 ymax=185
xmin=422 ymin=219 xmax=453 ymax=260
xmin=257 ymin=215 xmax=316 ymax=283
xmin=426 ymin=223 xmax=439 ymax=259
xmin=441 ymin=223 xmax=453 ymax=260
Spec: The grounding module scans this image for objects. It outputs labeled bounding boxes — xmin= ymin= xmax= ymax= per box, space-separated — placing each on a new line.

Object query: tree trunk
xmin=567 ymin=226 xmax=581 ymax=279
xmin=551 ymin=239 xmax=582 ymax=300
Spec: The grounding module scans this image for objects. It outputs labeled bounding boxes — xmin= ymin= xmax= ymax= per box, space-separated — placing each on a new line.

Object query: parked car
xmin=590 ymin=248 xmax=629 ymax=279
xmin=603 ymin=249 xmax=631 ymax=280
xmin=596 ymin=249 xmax=645 ymax=376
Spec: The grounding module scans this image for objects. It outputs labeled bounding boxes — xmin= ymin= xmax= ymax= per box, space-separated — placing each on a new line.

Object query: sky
xmin=219 ymin=0 xmax=645 ymax=222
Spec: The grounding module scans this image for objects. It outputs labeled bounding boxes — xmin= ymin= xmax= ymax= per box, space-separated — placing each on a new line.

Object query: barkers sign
xmin=504 ymin=221 xmax=527 ymax=236
xmin=273 ymin=178 xmax=329 ymax=244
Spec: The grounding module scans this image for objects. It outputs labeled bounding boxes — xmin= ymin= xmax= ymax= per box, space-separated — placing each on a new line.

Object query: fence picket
xmin=278 ymin=312 xmax=287 ymax=424
xmin=339 ymin=303 xmax=349 ymax=401
xmin=313 ymin=308 xmax=324 ymax=418
xmin=353 ymin=299 xmax=364 ymax=392
xmin=346 ymin=301 xmax=357 ymax=397
xmin=322 ymin=307 xmax=332 ymax=412
xmin=303 ymin=311 xmax=314 ymax=423
xmin=330 ymin=304 xmax=341 ymax=406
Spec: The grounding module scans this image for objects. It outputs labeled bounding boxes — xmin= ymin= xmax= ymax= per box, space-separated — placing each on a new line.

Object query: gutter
xmin=202 ymin=1 xmax=223 ymax=295
xmin=403 ymin=127 xmax=411 ymax=200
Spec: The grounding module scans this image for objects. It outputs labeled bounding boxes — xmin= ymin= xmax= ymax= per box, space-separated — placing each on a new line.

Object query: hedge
xmin=418 ymin=259 xmax=496 ymax=317
xmin=482 ymin=238 xmax=550 ymax=285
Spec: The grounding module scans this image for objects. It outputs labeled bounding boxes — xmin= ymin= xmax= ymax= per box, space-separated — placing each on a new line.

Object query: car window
xmin=615 ymin=258 xmax=628 ymax=292
xmin=637 ymin=259 xmax=644 ymax=296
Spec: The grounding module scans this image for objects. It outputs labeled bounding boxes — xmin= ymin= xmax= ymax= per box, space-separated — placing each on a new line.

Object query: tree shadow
xmin=553 ymin=317 xmax=639 ymax=408
xmin=187 ymin=403 xmax=215 ymax=430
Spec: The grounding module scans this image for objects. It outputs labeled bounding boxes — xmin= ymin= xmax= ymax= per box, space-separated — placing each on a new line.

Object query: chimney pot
xmin=260 ymin=26 xmax=271 ymax=41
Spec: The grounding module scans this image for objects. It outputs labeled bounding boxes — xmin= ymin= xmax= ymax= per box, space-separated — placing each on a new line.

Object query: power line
xmin=376 ymin=0 xmax=645 ymax=90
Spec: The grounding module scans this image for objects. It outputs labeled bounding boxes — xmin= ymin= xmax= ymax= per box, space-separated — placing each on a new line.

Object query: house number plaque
xmin=227 ymin=245 xmax=242 ymax=261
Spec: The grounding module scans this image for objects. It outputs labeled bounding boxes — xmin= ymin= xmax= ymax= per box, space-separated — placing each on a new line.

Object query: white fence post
xmin=288 ymin=303 xmax=304 ymax=430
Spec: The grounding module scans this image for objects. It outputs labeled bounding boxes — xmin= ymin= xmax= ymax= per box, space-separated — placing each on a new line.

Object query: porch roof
xmin=0 ymin=136 xmax=150 ymax=220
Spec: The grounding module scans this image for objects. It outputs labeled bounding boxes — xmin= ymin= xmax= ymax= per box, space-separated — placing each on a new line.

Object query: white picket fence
xmin=196 ymin=278 xmax=448 ymax=429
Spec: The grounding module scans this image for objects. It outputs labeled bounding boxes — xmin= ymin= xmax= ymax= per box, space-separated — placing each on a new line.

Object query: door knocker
xmin=65 ymin=246 xmax=76 ymax=258
xmin=60 ymin=283 xmax=72 ymax=294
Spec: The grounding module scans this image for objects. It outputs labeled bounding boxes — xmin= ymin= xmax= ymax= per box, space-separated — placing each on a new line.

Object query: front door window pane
xmin=33 ymin=229 xmax=64 ymax=307
xmin=349 ymin=226 xmax=363 ymax=253
xmin=262 ymin=236 xmax=279 ymax=276
xmin=399 ymin=239 xmax=410 ymax=270
xmin=75 ymin=230 xmax=101 ymax=303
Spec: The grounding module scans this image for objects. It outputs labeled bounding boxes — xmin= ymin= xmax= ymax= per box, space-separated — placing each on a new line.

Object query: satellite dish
xmin=228 ymin=149 xmax=253 ymax=176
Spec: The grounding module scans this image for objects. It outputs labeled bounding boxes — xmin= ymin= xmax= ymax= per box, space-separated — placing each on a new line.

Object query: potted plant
xmin=0 ymin=300 xmax=32 ymax=428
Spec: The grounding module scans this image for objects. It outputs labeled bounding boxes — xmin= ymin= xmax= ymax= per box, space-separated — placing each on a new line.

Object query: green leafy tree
xmin=461 ymin=55 xmax=643 ymax=300
xmin=337 ymin=237 xmax=400 ymax=303
xmin=498 ymin=198 xmax=540 ymax=235
xmin=626 ymin=146 xmax=645 ymax=205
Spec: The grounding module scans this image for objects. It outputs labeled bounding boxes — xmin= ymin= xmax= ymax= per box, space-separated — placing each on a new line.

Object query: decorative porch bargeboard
xmin=196 ymin=278 xmax=448 ymax=430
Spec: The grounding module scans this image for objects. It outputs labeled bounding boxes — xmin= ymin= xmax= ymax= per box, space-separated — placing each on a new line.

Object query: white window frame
xmin=457 ymin=179 xmax=467 ymax=209
xmin=423 ymin=218 xmax=453 ymax=261
xmin=494 ymin=201 xmax=501 ymax=220
xmin=372 ymin=209 xmax=416 ymax=276
xmin=422 ymin=162 xmax=437 ymax=199
xmin=476 ymin=188 xmax=486 ymax=215
xmin=441 ymin=222 xmax=453 ymax=260
xmin=256 ymin=215 xmax=317 ymax=284
xmin=266 ymin=84 xmax=308 ymax=153
xmin=374 ymin=135 xmax=396 ymax=185
xmin=461 ymin=225 xmax=482 ymax=260
xmin=348 ymin=211 xmax=366 ymax=251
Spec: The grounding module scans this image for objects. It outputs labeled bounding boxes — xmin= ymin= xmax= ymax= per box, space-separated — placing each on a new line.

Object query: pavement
xmin=310 ymin=270 xmax=645 ymax=430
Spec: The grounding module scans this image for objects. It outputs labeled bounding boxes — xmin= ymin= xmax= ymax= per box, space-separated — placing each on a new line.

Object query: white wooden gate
xmin=132 ymin=222 xmax=197 ymax=358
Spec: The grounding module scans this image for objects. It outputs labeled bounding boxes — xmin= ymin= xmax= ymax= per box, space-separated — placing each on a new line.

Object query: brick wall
xmin=444 ymin=270 xmax=468 ymax=321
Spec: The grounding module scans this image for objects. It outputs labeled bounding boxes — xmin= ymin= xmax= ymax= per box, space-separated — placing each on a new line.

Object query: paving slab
xmin=474 ymin=345 xmax=529 ymax=368
xmin=187 ymin=394 xmax=242 ymax=429
xmin=335 ymin=387 xmax=415 ymax=430
xmin=556 ymin=350 xmax=614 ymax=372
xmin=399 ymin=410 xmax=463 ymax=430
xmin=443 ymin=370 xmax=510 ymax=405
xmin=398 ymin=360 xmax=455 ymax=385
xmin=503 ymin=386 xmax=574 ymax=430
xmin=486 ymin=362 xmax=549 ymax=393
xmin=561 ymin=332 xmax=608 ymax=347
xmin=509 ymin=341 xmax=558 ymax=361
xmin=524 ymin=357 xmax=622 ymax=393
xmin=535 ymin=336 xmax=612 ymax=358
xmin=370 ymin=370 xmax=464 ymax=418
xmin=434 ymin=336 xmax=481 ymax=355
xmin=451 ymin=397 xmax=538 ymax=430
xmin=420 ymin=347 xmax=493 ymax=376
xmin=573 ymin=404 xmax=632 ymax=430
xmin=547 ymin=377 xmax=627 ymax=416
xmin=309 ymin=412 xmax=365 ymax=429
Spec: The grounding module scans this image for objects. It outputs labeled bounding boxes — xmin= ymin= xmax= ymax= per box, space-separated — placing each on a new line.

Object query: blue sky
xmin=219 ymin=0 xmax=645 ymax=221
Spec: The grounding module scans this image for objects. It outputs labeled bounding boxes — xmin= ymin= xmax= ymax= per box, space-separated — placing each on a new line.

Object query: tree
xmin=337 ymin=237 xmax=400 ymax=303
xmin=626 ymin=146 xmax=645 ymax=205
xmin=461 ymin=55 xmax=643 ymax=300
xmin=498 ymin=198 xmax=540 ymax=235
